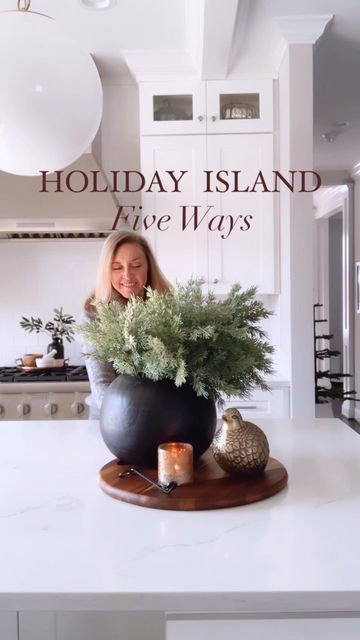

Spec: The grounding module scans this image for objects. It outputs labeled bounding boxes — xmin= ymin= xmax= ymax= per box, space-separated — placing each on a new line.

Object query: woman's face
xmin=111 ymin=242 xmax=149 ymax=299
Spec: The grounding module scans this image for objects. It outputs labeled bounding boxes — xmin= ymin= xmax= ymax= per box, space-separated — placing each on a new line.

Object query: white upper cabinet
xmin=139 ymin=79 xmax=273 ymax=135
xmin=206 ymin=133 xmax=279 ymax=294
xmin=139 ymin=77 xmax=278 ymax=294
xmin=140 ymin=135 xmax=208 ymax=286
xmin=140 ymin=133 xmax=279 ymax=294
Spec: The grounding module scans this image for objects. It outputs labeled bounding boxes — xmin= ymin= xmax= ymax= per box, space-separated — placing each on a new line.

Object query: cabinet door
xmin=141 ymin=135 xmax=208 ymax=286
xmin=206 ymin=78 xmax=274 ymax=133
xmin=19 ymin=612 xmax=56 ymax=640
xmin=219 ymin=387 xmax=290 ymax=419
xmin=139 ymin=82 xmax=206 ymax=135
xmin=206 ymin=133 xmax=279 ymax=294
xmin=166 ymin=617 xmax=360 ymax=640
xmin=19 ymin=612 xmax=163 ymax=640
xmin=0 ymin=612 xmax=17 ymax=640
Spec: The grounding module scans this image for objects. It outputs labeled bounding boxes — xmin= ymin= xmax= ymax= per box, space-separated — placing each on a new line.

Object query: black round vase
xmin=100 ymin=374 xmax=217 ymax=467
xmin=47 ymin=337 xmax=64 ymax=359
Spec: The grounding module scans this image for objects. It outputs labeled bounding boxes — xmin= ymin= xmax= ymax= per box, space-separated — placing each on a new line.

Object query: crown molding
xmin=275 ymin=14 xmax=333 ymax=45
xmin=271 ymin=14 xmax=333 ymax=71
xmin=124 ymin=50 xmax=197 ymax=83
xmin=313 ymin=185 xmax=349 ymax=219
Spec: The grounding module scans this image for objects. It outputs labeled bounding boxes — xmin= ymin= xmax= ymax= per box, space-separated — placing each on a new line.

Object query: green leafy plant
xmin=20 ymin=307 xmax=76 ymax=342
xmin=78 ymin=280 xmax=274 ymax=403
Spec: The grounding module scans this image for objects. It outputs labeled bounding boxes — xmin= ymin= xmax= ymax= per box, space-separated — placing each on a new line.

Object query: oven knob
xmin=44 ymin=402 xmax=58 ymax=417
xmin=71 ymin=401 xmax=85 ymax=415
xmin=17 ymin=403 xmax=31 ymax=417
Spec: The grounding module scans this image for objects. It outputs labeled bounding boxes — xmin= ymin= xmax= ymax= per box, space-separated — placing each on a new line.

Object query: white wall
xmin=0 ymin=240 xmax=103 ymax=366
xmin=278 ymin=44 xmax=315 ymax=417
xmin=101 ymin=82 xmax=141 ymax=208
xmin=354 ymin=177 xmax=360 ymax=421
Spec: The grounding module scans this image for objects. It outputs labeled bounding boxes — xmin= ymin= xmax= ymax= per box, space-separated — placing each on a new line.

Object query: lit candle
xmin=158 ymin=442 xmax=193 ymax=486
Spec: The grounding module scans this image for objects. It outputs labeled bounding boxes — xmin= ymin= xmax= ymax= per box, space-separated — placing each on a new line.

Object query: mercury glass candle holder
xmin=158 ymin=442 xmax=193 ymax=486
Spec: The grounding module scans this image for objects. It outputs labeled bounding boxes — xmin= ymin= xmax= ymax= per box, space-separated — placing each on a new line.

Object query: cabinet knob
xmin=71 ymin=401 xmax=85 ymax=416
xmin=197 ymin=115 xmax=205 ymax=122
xmin=211 ymin=115 xmax=217 ymax=122
xmin=44 ymin=402 xmax=58 ymax=417
xmin=17 ymin=403 xmax=31 ymax=417
xmin=213 ymin=278 xmax=219 ymax=284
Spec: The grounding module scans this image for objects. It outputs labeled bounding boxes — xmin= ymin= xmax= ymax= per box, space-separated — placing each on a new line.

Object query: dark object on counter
xmin=211 ymin=407 xmax=269 ymax=475
xmin=19 ymin=307 xmax=76 ymax=359
xmin=47 ymin=337 xmax=64 ymax=359
xmin=119 ymin=467 xmax=177 ymax=494
xmin=100 ymin=374 xmax=217 ymax=467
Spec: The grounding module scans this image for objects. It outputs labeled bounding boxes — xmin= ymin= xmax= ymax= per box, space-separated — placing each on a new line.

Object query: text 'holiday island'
xmin=39 ymin=169 xmax=321 ymax=239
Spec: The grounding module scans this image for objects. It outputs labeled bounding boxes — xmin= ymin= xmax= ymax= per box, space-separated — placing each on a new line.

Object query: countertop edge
xmin=0 ymin=591 xmax=359 ymax=613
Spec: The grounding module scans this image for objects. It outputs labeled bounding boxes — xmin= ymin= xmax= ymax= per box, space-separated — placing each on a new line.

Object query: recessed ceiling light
xmin=81 ymin=0 xmax=117 ymax=9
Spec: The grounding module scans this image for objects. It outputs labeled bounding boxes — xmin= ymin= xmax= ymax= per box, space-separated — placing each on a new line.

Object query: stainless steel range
xmin=0 ymin=366 xmax=90 ymax=420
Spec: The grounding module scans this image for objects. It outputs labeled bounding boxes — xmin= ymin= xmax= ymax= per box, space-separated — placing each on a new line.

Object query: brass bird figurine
xmin=211 ymin=408 xmax=269 ymax=476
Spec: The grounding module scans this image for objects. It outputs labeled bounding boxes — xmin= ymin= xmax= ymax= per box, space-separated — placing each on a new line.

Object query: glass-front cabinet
xmin=206 ymin=79 xmax=273 ymax=133
xmin=139 ymin=78 xmax=273 ymax=135
xmin=140 ymin=82 xmax=207 ymax=134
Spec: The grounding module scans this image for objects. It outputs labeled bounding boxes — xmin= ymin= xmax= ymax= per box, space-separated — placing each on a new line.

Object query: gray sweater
xmin=80 ymin=303 xmax=121 ymax=419
xmin=84 ymin=354 xmax=117 ymax=419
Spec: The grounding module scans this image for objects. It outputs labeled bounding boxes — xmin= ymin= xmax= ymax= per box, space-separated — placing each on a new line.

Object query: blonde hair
xmin=84 ymin=230 xmax=171 ymax=312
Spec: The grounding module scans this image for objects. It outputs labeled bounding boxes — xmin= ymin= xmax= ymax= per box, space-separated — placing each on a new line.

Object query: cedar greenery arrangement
xmin=78 ymin=280 xmax=274 ymax=403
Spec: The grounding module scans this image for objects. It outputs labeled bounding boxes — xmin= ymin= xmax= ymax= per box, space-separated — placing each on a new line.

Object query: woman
xmin=83 ymin=230 xmax=171 ymax=418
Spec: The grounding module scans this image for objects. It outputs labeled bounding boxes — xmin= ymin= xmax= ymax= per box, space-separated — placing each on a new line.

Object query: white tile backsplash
xmin=0 ymin=239 xmax=103 ymax=365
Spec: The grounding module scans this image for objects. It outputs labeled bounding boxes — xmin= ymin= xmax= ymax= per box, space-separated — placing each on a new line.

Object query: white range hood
xmin=0 ymin=143 xmax=119 ymax=238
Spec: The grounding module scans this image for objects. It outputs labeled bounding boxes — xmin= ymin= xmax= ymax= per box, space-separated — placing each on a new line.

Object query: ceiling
xmin=1 ymin=0 xmax=359 ymax=174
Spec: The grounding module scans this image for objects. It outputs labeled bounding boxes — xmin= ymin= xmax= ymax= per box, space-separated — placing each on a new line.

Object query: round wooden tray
xmin=98 ymin=450 xmax=288 ymax=511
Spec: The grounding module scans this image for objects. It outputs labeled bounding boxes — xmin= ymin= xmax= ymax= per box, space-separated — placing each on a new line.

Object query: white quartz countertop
xmin=1 ymin=418 xmax=360 ymax=613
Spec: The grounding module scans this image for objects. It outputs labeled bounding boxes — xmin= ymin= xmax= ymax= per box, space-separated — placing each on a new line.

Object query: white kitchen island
xmin=1 ymin=417 xmax=360 ymax=640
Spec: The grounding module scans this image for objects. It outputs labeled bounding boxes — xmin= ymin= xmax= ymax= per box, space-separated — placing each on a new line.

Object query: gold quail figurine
xmin=211 ymin=408 xmax=269 ymax=475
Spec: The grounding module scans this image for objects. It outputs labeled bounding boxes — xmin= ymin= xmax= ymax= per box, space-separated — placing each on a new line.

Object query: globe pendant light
xmin=0 ymin=0 xmax=103 ymax=176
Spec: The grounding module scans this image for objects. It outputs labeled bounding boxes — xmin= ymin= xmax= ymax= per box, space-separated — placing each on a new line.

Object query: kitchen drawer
xmin=18 ymin=611 xmax=163 ymax=640
xmin=0 ymin=391 xmax=89 ymax=420
xmin=218 ymin=387 xmax=290 ymax=419
xmin=0 ymin=612 xmax=17 ymax=640
xmin=166 ymin=615 xmax=360 ymax=640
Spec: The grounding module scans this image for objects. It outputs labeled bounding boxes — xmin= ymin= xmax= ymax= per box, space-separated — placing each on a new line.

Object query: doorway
xmin=328 ymin=211 xmax=343 ymax=375
xmin=314 ymin=184 xmax=355 ymax=419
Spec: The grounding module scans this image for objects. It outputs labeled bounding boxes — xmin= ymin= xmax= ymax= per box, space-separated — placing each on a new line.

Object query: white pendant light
xmin=0 ymin=0 xmax=103 ymax=176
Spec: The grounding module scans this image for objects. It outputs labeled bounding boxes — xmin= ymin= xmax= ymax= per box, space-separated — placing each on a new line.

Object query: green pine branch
xmin=77 ymin=280 xmax=274 ymax=402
